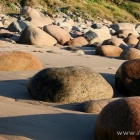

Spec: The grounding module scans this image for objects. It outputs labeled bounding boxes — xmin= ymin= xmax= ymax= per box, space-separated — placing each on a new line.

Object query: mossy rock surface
xmin=28 ymin=66 xmax=113 ymax=103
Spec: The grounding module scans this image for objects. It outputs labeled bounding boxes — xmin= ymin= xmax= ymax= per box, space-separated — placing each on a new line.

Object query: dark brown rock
xmin=94 ymin=97 xmax=140 ymax=140
xmin=115 ymin=59 xmax=140 ymax=96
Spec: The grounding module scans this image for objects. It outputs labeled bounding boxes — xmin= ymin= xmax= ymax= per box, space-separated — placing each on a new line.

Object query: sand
xmin=0 ymin=42 xmax=126 ymax=140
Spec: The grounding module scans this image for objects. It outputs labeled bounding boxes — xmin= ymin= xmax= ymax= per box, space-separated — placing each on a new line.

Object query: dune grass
xmin=0 ymin=0 xmax=139 ymax=23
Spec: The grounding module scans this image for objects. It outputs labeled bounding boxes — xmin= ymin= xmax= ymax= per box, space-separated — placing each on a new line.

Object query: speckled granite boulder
xmin=28 ymin=66 xmax=113 ymax=103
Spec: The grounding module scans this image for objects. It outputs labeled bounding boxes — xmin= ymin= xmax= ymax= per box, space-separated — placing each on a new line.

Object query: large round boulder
xmin=96 ymin=45 xmax=123 ymax=57
xmin=19 ymin=25 xmax=57 ymax=46
xmin=120 ymin=48 xmax=140 ymax=60
xmin=94 ymin=97 xmax=140 ymax=140
xmin=0 ymin=51 xmax=43 ymax=71
xmin=124 ymin=34 xmax=139 ymax=46
xmin=27 ymin=66 xmax=113 ymax=103
xmin=43 ymin=25 xmax=71 ymax=45
xmin=115 ymin=59 xmax=140 ymax=96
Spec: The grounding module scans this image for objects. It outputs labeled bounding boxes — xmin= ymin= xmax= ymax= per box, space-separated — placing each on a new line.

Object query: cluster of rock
xmin=0 ymin=6 xmax=139 ymax=60
xmin=0 ymin=6 xmax=140 ymax=139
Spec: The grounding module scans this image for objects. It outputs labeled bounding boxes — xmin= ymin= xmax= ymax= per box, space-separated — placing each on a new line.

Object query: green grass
xmin=0 ymin=0 xmax=139 ymax=23
xmin=119 ymin=1 xmax=140 ymax=19
xmin=8 ymin=2 xmax=15 ymax=10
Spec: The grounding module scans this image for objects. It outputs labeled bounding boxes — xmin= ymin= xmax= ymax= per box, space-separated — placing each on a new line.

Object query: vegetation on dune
xmin=0 ymin=0 xmax=139 ymax=23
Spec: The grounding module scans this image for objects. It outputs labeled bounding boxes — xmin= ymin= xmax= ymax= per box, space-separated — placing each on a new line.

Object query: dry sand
xmin=0 ymin=42 xmax=126 ymax=140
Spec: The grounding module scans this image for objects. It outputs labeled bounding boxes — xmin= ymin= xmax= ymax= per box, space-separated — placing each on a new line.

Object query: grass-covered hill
xmin=0 ymin=0 xmax=140 ymax=23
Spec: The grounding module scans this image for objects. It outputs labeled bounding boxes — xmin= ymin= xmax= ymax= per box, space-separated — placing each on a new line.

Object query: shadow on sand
xmin=0 ymin=113 xmax=97 ymax=140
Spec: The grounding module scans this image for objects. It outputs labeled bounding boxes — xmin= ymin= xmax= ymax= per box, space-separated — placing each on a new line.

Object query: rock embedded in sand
xmin=0 ymin=51 xmax=43 ymax=71
xmin=96 ymin=45 xmax=123 ymax=57
xmin=115 ymin=59 xmax=140 ymax=96
xmin=94 ymin=97 xmax=140 ymax=140
xmin=19 ymin=25 xmax=57 ymax=46
xmin=120 ymin=48 xmax=140 ymax=60
xmin=43 ymin=25 xmax=71 ymax=45
xmin=74 ymin=98 xmax=120 ymax=114
xmin=27 ymin=66 xmax=113 ymax=103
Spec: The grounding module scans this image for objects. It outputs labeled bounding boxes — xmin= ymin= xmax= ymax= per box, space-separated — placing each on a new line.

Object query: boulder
xmin=94 ymin=97 xmax=140 ymax=140
xmin=0 ymin=51 xmax=43 ymax=71
xmin=124 ymin=34 xmax=139 ymax=45
xmin=19 ymin=25 xmax=57 ymax=46
xmin=120 ymin=48 xmax=140 ymax=60
xmin=73 ymin=98 xmax=120 ymax=114
xmin=7 ymin=20 xmax=31 ymax=32
xmin=20 ymin=6 xmax=41 ymax=18
xmin=96 ymin=45 xmax=123 ymax=57
xmin=115 ymin=59 xmax=140 ymax=96
xmin=43 ymin=25 xmax=71 ymax=45
xmin=65 ymin=37 xmax=88 ymax=46
xmin=84 ymin=29 xmax=111 ymax=44
xmin=102 ymin=37 xmax=128 ymax=50
xmin=27 ymin=17 xmax=53 ymax=28
xmin=27 ymin=66 xmax=113 ymax=103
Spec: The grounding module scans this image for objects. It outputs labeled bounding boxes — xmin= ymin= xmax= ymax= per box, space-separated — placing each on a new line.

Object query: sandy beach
xmin=0 ymin=42 xmax=126 ymax=140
